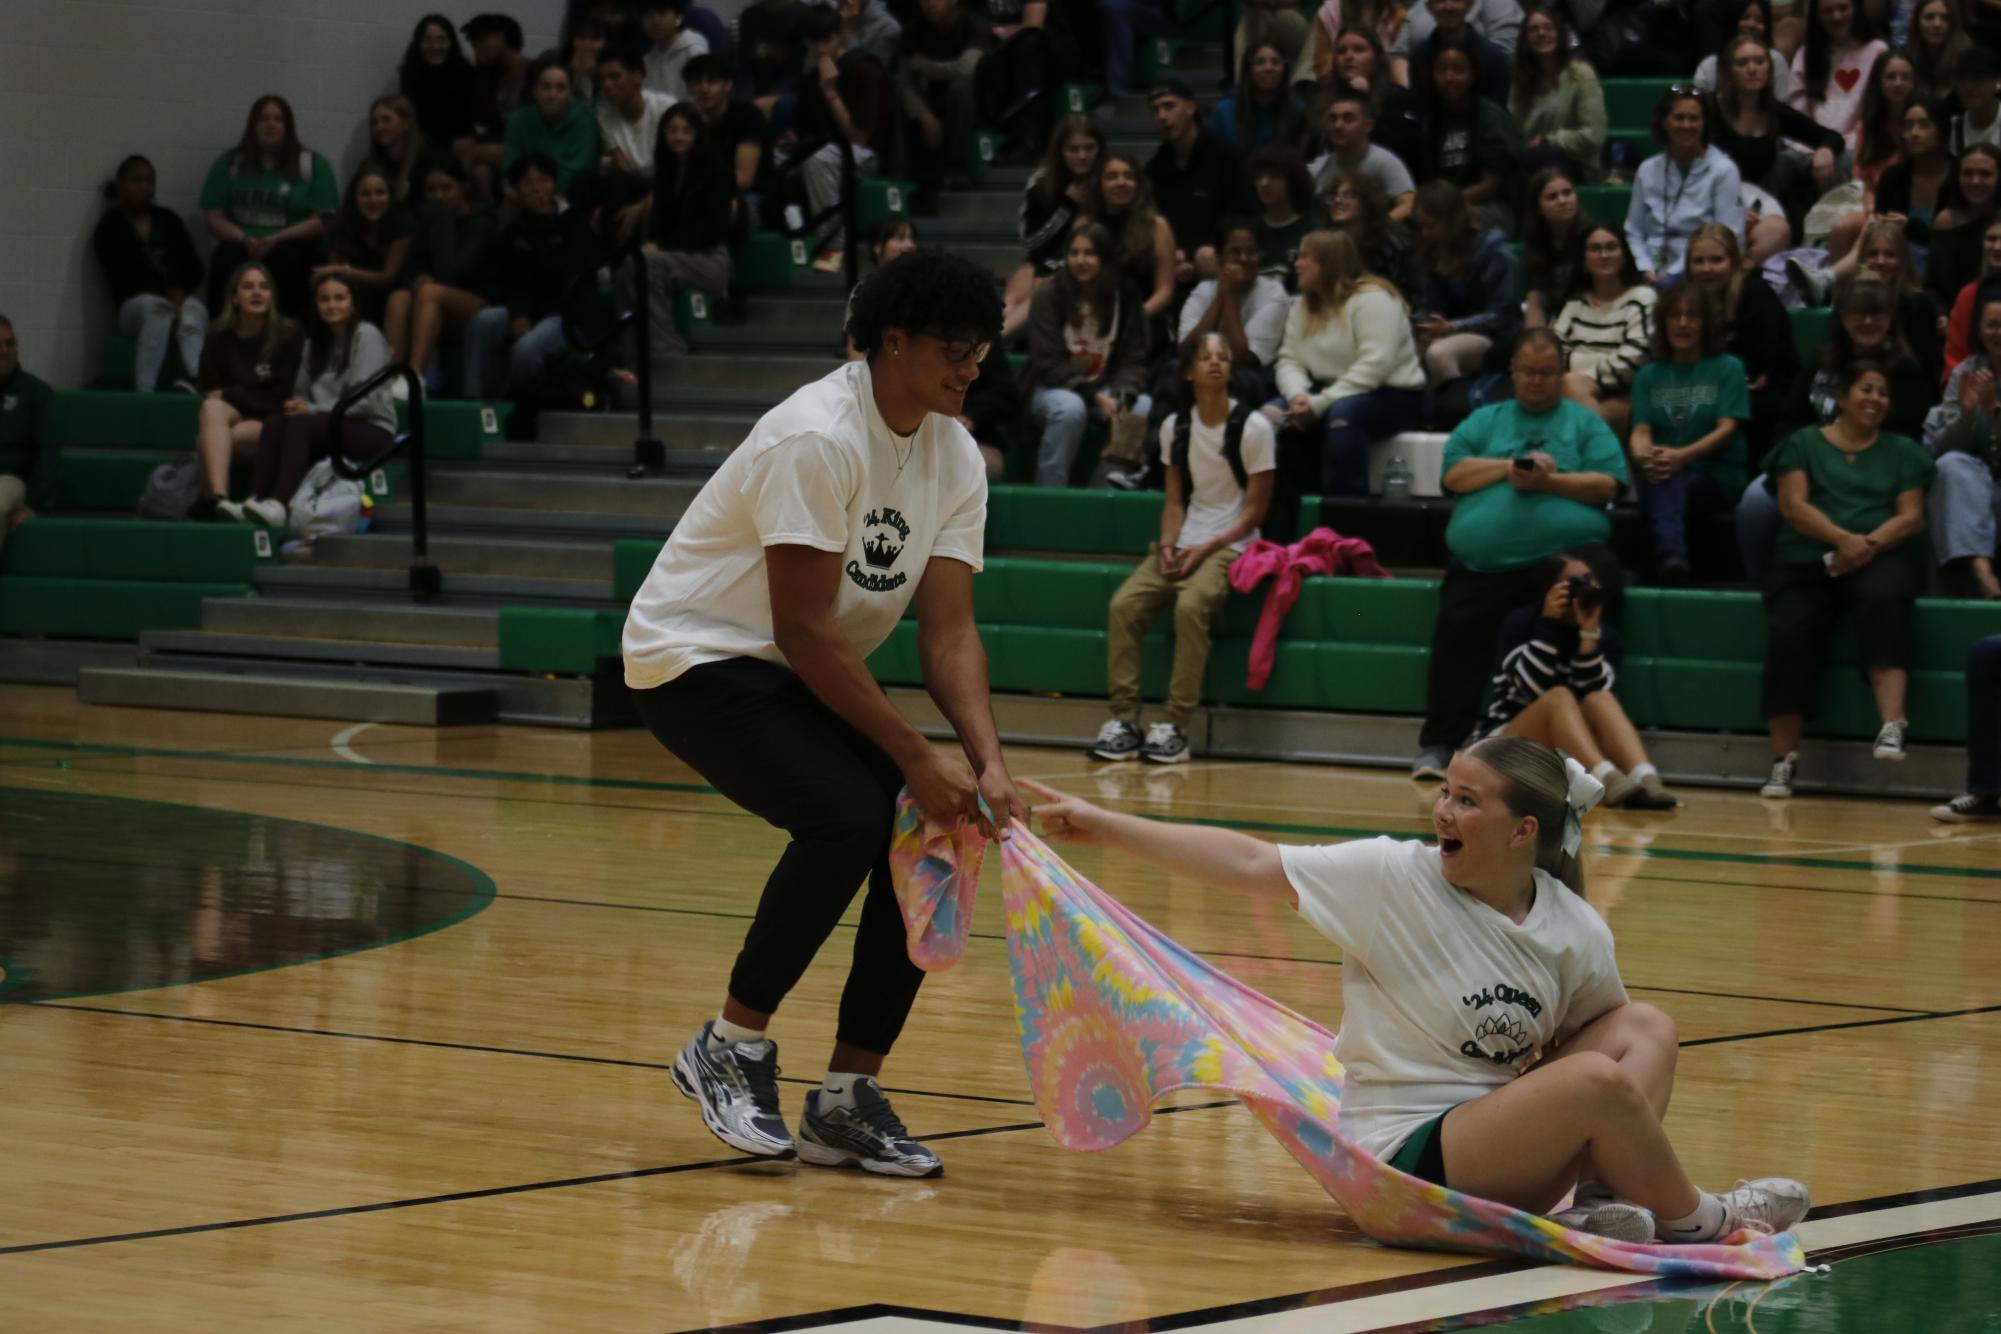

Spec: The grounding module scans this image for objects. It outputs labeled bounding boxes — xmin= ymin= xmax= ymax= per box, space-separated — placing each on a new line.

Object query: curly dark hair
xmin=844 ymin=245 xmax=1002 ymax=357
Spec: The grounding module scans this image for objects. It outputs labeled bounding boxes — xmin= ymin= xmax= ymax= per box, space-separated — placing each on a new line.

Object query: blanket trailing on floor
xmin=887 ymin=798 xmax=1806 ymax=1280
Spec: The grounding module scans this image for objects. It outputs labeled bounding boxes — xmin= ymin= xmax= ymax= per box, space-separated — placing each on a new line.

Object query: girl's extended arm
xmin=1020 ymin=779 xmax=1296 ymax=903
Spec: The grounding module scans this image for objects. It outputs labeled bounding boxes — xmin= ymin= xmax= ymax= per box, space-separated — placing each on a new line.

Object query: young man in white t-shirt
xmin=594 ymin=49 xmax=673 ymax=244
xmin=623 ymin=248 xmax=1025 ymax=1177
xmin=1089 ymin=332 xmax=1276 ymax=765
xmin=1023 ymin=736 xmax=1812 ymax=1245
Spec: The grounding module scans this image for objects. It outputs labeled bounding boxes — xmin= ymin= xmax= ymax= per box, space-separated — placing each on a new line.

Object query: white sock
xmin=1630 ymin=763 xmax=1658 ymax=783
xmin=820 ymin=1073 xmax=871 ymax=1109
xmin=708 ymin=1015 xmax=766 ymax=1051
xmin=1590 ymin=760 xmax=1620 ymax=783
xmin=1659 ymin=1191 xmax=1728 ymax=1243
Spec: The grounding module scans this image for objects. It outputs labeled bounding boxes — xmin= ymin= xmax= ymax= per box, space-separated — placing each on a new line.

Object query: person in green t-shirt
xmin=1758 ymin=360 xmax=1936 ymax=800
xmin=1412 ymin=329 xmax=1630 ymax=779
xmin=199 ymin=95 xmax=337 ymax=318
xmin=1629 ymin=283 xmax=1753 ymax=583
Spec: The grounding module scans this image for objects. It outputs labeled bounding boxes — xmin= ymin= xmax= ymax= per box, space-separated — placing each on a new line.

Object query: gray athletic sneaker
xmin=671 ymin=1022 xmax=795 ymax=1158
xmin=1549 ymin=1199 xmax=1658 ymax=1243
xmin=1716 ymin=1177 xmax=1811 ymax=1235
xmin=796 ymin=1078 xmax=943 ymax=1177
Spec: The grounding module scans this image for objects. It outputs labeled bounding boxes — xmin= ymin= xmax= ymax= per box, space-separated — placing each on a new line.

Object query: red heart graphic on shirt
xmin=1834 ymin=66 xmax=1861 ymax=93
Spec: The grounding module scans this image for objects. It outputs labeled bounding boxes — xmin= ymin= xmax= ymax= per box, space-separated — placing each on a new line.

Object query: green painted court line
xmin=5 ymin=733 xmax=1999 ymax=882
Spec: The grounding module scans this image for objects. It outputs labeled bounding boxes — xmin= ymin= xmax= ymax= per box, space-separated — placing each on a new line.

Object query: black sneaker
xmin=1872 ymin=719 xmax=1908 ymax=761
xmin=1140 ymin=721 xmax=1190 ymax=764
xmin=796 ymin=1078 xmax=943 ymax=1177
xmin=670 ymin=1022 xmax=795 ymax=1158
xmin=1087 ymin=719 xmax=1142 ymax=762
xmin=1932 ymin=793 xmax=2001 ymax=822
xmin=1759 ymin=752 xmax=1797 ymax=799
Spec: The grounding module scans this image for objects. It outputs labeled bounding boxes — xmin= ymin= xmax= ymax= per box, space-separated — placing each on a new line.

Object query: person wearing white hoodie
xmin=1272 ymin=227 xmax=1427 ymax=496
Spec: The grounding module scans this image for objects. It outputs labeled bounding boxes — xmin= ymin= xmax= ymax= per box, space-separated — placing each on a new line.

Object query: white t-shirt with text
xmin=1279 ymin=835 xmax=1628 ymax=1160
xmin=1159 ymin=405 xmax=1277 ymax=551
xmin=622 ymin=360 xmax=988 ymax=688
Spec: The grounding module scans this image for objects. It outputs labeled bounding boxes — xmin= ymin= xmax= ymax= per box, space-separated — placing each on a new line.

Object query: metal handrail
xmin=328 ymin=363 xmax=441 ymax=598
xmin=561 ymin=244 xmax=666 ymax=475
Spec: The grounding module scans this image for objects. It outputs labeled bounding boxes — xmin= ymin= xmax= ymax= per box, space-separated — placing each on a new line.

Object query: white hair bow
xmin=1560 ymin=755 xmax=1606 ymax=857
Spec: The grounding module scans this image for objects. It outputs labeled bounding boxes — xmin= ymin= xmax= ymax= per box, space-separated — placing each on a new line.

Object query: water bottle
xmin=1384 ymin=452 xmax=1413 ymax=503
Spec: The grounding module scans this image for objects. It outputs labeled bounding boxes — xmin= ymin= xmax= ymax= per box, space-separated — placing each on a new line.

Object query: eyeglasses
xmin=1585 ymin=242 xmax=1624 ymax=255
xmin=935 ymin=338 xmax=992 ymax=365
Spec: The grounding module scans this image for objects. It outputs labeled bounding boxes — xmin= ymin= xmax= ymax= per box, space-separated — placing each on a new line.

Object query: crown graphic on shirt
xmin=1472 ymin=1013 xmax=1528 ymax=1046
xmin=862 ymin=533 xmax=904 ymax=569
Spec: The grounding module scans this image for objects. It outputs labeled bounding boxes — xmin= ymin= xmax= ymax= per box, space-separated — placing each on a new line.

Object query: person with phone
xmin=1467 ymin=552 xmax=1678 ymax=809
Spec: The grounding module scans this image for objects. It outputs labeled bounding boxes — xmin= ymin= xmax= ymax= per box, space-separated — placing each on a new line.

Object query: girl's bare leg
xmin=1502 ymin=687 xmax=1609 ymax=769
xmin=1581 ymin=690 xmax=1652 ymax=774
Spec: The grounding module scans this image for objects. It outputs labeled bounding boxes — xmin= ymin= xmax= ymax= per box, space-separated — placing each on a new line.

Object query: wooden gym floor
xmin=2 ymin=681 xmax=1998 ymax=1332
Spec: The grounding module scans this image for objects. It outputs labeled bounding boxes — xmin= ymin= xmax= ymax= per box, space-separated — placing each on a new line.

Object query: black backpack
xmin=1169 ymin=400 xmax=1301 ymax=542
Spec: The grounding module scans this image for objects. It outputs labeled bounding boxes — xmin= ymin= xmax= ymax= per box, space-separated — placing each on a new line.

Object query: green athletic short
xmin=1386 ymin=1111 xmax=1450 ymax=1184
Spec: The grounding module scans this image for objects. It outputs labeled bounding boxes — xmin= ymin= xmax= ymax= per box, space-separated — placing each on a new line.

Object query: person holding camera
xmin=1469 ymin=553 xmax=1679 ymax=810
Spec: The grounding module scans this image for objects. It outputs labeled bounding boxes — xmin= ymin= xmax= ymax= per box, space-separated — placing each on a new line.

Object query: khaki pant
xmin=0 ymin=474 xmax=25 ymax=557
xmin=1107 ymin=542 xmax=1235 ymax=728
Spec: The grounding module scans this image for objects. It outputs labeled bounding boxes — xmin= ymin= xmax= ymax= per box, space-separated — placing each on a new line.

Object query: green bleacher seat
xmin=0 ymin=518 xmax=269 ymax=583
xmin=734 ymin=232 xmax=795 ymax=289
xmin=0 ymin=576 xmax=247 ymax=638
xmin=855 ymin=178 xmax=917 ymax=236
xmin=1576 ymin=184 xmax=1632 ymax=224
xmin=497 ymin=607 xmax=622 ymax=675
xmin=97 ymin=332 xmax=191 ymax=392
xmin=1601 ymin=78 xmax=1673 ymax=132
xmin=1789 ymin=306 xmax=1833 ymax=360
xmin=58 ymin=451 xmax=174 ymax=511
xmin=54 ymin=391 xmax=494 ymax=462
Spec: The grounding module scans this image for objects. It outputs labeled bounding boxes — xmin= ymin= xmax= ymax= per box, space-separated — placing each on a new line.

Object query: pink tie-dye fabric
xmin=888 ymin=799 xmax=1806 ymax=1280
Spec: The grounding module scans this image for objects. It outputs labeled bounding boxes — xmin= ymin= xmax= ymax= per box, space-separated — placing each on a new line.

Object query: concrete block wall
xmin=0 ymin=0 xmax=572 ymax=391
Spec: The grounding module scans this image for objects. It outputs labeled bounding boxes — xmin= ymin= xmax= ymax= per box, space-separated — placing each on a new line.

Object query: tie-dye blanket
xmin=888 ymin=799 xmax=1806 ymax=1280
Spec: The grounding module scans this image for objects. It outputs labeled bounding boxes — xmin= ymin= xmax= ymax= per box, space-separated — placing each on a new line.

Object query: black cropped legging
xmin=1760 ymin=555 xmax=1920 ymax=719
xmin=631 ymin=657 xmax=924 ymax=1056
xmin=250 ymin=413 xmax=392 ymax=503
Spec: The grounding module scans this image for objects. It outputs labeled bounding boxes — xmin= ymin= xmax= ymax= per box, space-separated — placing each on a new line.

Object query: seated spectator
xmin=737 ymin=0 xmax=806 ymax=110
xmin=1402 ymin=0 xmax=1514 ymax=106
xmin=200 ymin=96 xmax=337 ymax=317
xmin=972 ymin=0 xmax=1082 ymax=155
xmin=1785 ymin=0 xmax=1886 ymax=157
xmin=1837 ymin=218 xmax=1944 ymax=381
xmin=642 ymin=0 xmax=711 ymax=99
xmin=593 ymin=48 xmax=675 ymax=246
xmin=1308 ymin=0 xmax=1410 ymax=86
xmin=1629 ymin=283 xmax=1752 ymax=580
xmin=1311 ymin=88 xmax=1416 ymax=224
xmin=1853 ymin=52 xmax=1918 ymax=190
xmin=1409 ymin=180 xmax=1523 ymax=388
xmin=1552 ymin=223 xmax=1656 ymax=435
xmin=0 ymin=317 xmax=57 ymax=552
xmin=837 ymin=0 xmax=904 ymax=69
xmin=192 ymin=263 xmax=303 ymax=516
xmin=463 ymin=14 xmax=532 ymax=191
xmin=1908 ymin=0 xmax=1968 ymax=102
xmin=223 ymin=273 xmax=396 ymax=529
xmin=1521 ymin=167 xmax=1587 ymax=328
xmin=505 ymin=57 xmax=603 ymax=196
xmin=1098 ymin=0 xmax=1164 ymax=103
xmin=783 ymin=4 xmax=888 ymax=267
xmin=1758 ymin=359 xmax=1932 ymax=798
xmin=93 ymin=155 xmax=206 ymax=394
xmin=390 ymin=161 xmax=501 ymax=398
xmin=1922 ymin=291 xmax=2001 ymax=597
xmin=1210 ymin=41 xmax=1311 ymax=152
xmin=1088 ymin=331 xmax=1276 ymax=766
xmin=1684 ymin=222 xmax=1800 ymax=464
xmin=625 ymin=104 xmax=739 ymax=359
xmin=1713 ymin=35 xmax=1844 ymax=235
xmin=958 ymin=340 xmax=1022 ymax=480
xmin=1089 ymin=152 xmax=1179 ymax=322
xmin=1510 ymin=7 xmax=1606 ymax=182
xmin=317 ymin=167 xmax=416 ymax=331
xmin=1233 ymin=0 xmax=1318 ymax=89
xmin=1327 ymin=25 xmax=1422 ymax=168
xmin=1693 ymin=0 xmax=1793 ymax=101
xmin=1471 ymin=552 xmax=1680 ymax=809
xmin=1783 ymin=274 xmax=1935 ymax=439
xmin=1272 ymin=229 xmax=1427 ymax=496
xmin=369 ymin=95 xmax=449 ymax=214
xmin=1023 ymin=224 xmax=1152 ymax=486
xmin=1930 ymin=145 xmax=2001 ymax=303
xmin=1326 ymin=171 xmax=1421 ymax=299
xmin=1410 ymin=329 xmax=1628 ymax=778
xmin=1418 ymin=30 xmax=1525 ymax=233
xmin=1948 ymin=46 xmax=2001 ymax=155
xmin=1147 ymin=80 xmax=1245 ymax=285
xmin=1943 ymin=217 xmax=2001 ymax=379
xmin=683 ymin=55 xmax=772 ymax=204
xmin=1248 ymin=146 xmax=1316 ymax=287
xmin=562 ymin=17 xmax=611 ymax=108
xmin=466 ymin=156 xmax=596 ymax=439
xmin=1004 ymin=115 xmax=1105 ymax=336
xmin=842 ymin=219 xmax=924 ymax=357
xmin=1863 ymin=97 xmax=1953 ymax=252
xmin=898 ymin=0 xmax=987 ymax=186
xmin=1626 ymin=88 xmax=1745 ymax=282
xmin=399 ymin=14 xmax=478 ymax=151
xmin=1177 ymin=219 xmax=1291 ymax=404
xmin=1931 ymin=634 xmax=2001 ymax=821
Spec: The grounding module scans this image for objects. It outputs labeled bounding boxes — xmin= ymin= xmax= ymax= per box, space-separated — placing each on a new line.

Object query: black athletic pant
xmin=1760 ymin=556 xmax=1920 ymax=719
xmin=1418 ymin=560 xmax=1547 ymax=751
xmin=632 ymin=657 xmax=924 ymax=1056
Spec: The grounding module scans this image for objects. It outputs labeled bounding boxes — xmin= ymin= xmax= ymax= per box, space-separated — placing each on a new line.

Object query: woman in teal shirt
xmin=1629 ymin=284 xmax=1752 ymax=582
xmin=1759 ymin=360 xmax=1935 ymax=799
xmin=503 ymin=56 xmax=602 ymax=194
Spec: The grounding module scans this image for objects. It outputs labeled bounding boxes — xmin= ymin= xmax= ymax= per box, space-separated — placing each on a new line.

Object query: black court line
xmin=25 ymin=1002 xmax=1041 ymax=1109
xmin=0 ymin=1101 xmax=1236 ymax=1259
xmin=1677 ymin=1001 xmax=2001 ymax=1047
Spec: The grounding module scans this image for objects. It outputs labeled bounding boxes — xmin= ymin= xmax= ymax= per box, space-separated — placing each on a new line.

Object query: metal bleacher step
xmin=651 ymin=353 xmax=846 ymax=396
xmin=253 ymin=563 xmax=617 ymax=604
xmin=539 ymin=407 xmax=752 ymax=454
xmin=690 ymin=325 xmax=847 ymax=356
xmin=737 ymin=294 xmax=851 ymax=333
xmin=424 ymin=468 xmax=701 ymax=516
xmin=933 ymin=189 xmax=1020 ymax=221
xmin=200 ymin=596 xmax=500 ymax=648
xmin=310 ymin=533 xmax=612 ymax=581
xmin=76 ymin=666 xmax=499 ymax=726
xmin=138 ymin=629 xmax=503 ymax=672
xmin=372 ymin=502 xmax=676 ymax=541
xmin=915 ymin=216 xmax=1019 ymax=244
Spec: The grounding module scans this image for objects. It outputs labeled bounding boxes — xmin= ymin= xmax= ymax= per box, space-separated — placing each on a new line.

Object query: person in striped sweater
xmin=1552 ymin=223 xmax=1657 ymax=438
